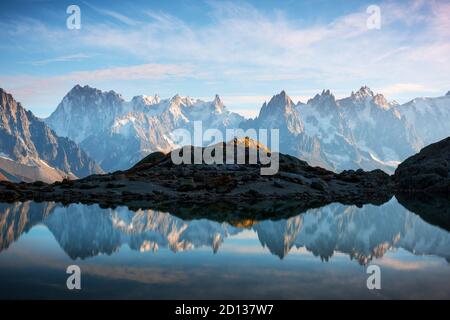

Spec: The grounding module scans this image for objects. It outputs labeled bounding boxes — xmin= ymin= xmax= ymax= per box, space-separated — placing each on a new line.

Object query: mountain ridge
xmin=2 ymin=84 xmax=450 ymax=181
xmin=0 ymin=88 xmax=103 ymax=182
xmin=43 ymin=85 xmax=450 ymax=175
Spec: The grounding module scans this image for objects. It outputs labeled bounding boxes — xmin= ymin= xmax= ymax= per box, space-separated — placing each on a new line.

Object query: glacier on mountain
xmin=44 ymin=85 xmax=450 ymax=173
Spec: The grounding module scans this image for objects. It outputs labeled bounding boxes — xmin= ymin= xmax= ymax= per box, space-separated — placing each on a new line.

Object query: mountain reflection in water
xmin=0 ymin=197 xmax=450 ymax=299
xmin=1 ymin=197 xmax=449 ymax=263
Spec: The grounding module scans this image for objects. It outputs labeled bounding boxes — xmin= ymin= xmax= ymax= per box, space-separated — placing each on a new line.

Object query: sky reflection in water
xmin=0 ymin=197 xmax=449 ymax=299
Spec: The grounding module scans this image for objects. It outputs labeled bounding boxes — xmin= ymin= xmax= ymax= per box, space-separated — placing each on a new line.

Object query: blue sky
xmin=0 ymin=0 xmax=449 ymax=118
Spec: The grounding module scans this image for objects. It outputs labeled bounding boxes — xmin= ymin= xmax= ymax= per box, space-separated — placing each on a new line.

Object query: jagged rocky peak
xmin=270 ymin=90 xmax=293 ymax=107
xmin=446 ymin=91 xmax=450 ymax=96
xmin=0 ymin=88 xmax=10 ymax=98
xmin=308 ymin=89 xmax=336 ymax=105
xmin=45 ymin=84 xmax=128 ymax=143
xmin=65 ymin=84 xmax=124 ymax=103
xmin=213 ymin=94 xmax=222 ymax=105
xmin=0 ymin=88 xmax=16 ymax=111
xmin=152 ymin=94 xmax=161 ymax=104
xmin=170 ymin=94 xmax=194 ymax=106
xmin=68 ymin=84 xmax=104 ymax=96
xmin=372 ymin=93 xmax=391 ymax=110
xmin=259 ymin=90 xmax=294 ymax=117
xmin=131 ymin=94 xmax=160 ymax=107
xmin=351 ymin=86 xmax=374 ymax=100
xmin=321 ymin=89 xmax=333 ymax=96
xmin=0 ymin=88 xmax=26 ymax=132
xmin=58 ymin=84 xmax=125 ymax=114
xmin=0 ymin=88 xmax=21 ymax=110
xmin=212 ymin=94 xmax=225 ymax=113
xmin=349 ymin=86 xmax=391 ymax=109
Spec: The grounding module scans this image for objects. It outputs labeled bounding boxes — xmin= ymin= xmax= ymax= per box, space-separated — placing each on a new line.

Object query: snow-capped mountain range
xmin=1 ymin=84 xmax=449 ymax=181
xmin=46 ymin=85 xmax=244 ymax=171
xmin=45 ymin=85 xmax=450 ymax=173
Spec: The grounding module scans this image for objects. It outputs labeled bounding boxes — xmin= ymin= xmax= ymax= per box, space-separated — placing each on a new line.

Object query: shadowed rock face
xmin=394 ymin=137 xmax=450 ymax=195
xmin=0 ymin=88 xmax=103 ymax=182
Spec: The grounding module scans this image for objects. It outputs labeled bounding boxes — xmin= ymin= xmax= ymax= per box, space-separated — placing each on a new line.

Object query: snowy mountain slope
xmin=291 ymin=86 xmax=432 ymax=172
xmin=0 ymin=156 xmax=69 ymax=183
xmin=44 ymin=85 xmax=450 ymax=174
xmin=45 ymin=85 xmax=126 ymax=143
xmin=245 ymin=88 xmax=414 ymax=172
xmin=242 ymin=91 xmax=336 ymax=170
xmin=337 ymin=86 xmax=422 ymax=165
xmin=396 ymin=93 xmax=450 ymax=146
xmin=46 ymin=86 xmax=245 ymax=172
xmin=297 ymin=90 xmax=362 ymax=170
xmin=0 ymin=88 xmax=102 ymax=182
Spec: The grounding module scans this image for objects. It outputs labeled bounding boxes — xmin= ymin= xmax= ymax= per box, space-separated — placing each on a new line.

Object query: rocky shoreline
xmin=0 ymin=137 xmax=449 ymax=211
xmin=394 ymin=137 xmax=450 ymax=195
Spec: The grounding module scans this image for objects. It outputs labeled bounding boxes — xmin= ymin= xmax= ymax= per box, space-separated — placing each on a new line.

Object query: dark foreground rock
xmin=394 ymin=137 xmax=450 ymax=195
xmin=2 ymin=136 xmax=450 ymax=216
xmin=396 ymin=193 xmax=450 ymax=231
xmin=0 ymin=139 xmax=394 ymax=208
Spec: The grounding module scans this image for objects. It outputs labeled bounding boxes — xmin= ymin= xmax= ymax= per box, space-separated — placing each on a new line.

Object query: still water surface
xmin=0 ymin=197 xmax=449 ymax=299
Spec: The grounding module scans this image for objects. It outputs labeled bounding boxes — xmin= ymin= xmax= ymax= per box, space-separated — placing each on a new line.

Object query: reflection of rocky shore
xmin=0 ymin=198 xmax=449 ymax=264
xmin=396 ymin=193 xmax=450 ymax=231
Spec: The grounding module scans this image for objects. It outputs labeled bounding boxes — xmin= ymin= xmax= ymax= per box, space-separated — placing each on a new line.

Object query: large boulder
xmin=394 ymin=137 xmax=450 ymax=194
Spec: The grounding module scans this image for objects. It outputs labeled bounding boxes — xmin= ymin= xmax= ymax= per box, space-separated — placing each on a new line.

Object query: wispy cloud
xmin=27 ymin=53 xmax=90 ymax=66
xmin=379 ymin=83 xmax=429 ymax=96
xmin=376 ymin=256 xmax=441 ymax=271
xmin=66 ymin=63 xmax=196 ymax=81
xmin=0 ymin=63 xmax=198 ymax=116
xmin=2 ymin=63 xmax=195 ymax=88
xmin=74 ymin=1 xmax=450 ymax=85
xmin=83 ymin=1 xmax=139 ymax=26
xmin=1 ymin=0 xmax=449 ymax=114
xmin=97 ymin=9 xmax=138 ymax=26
